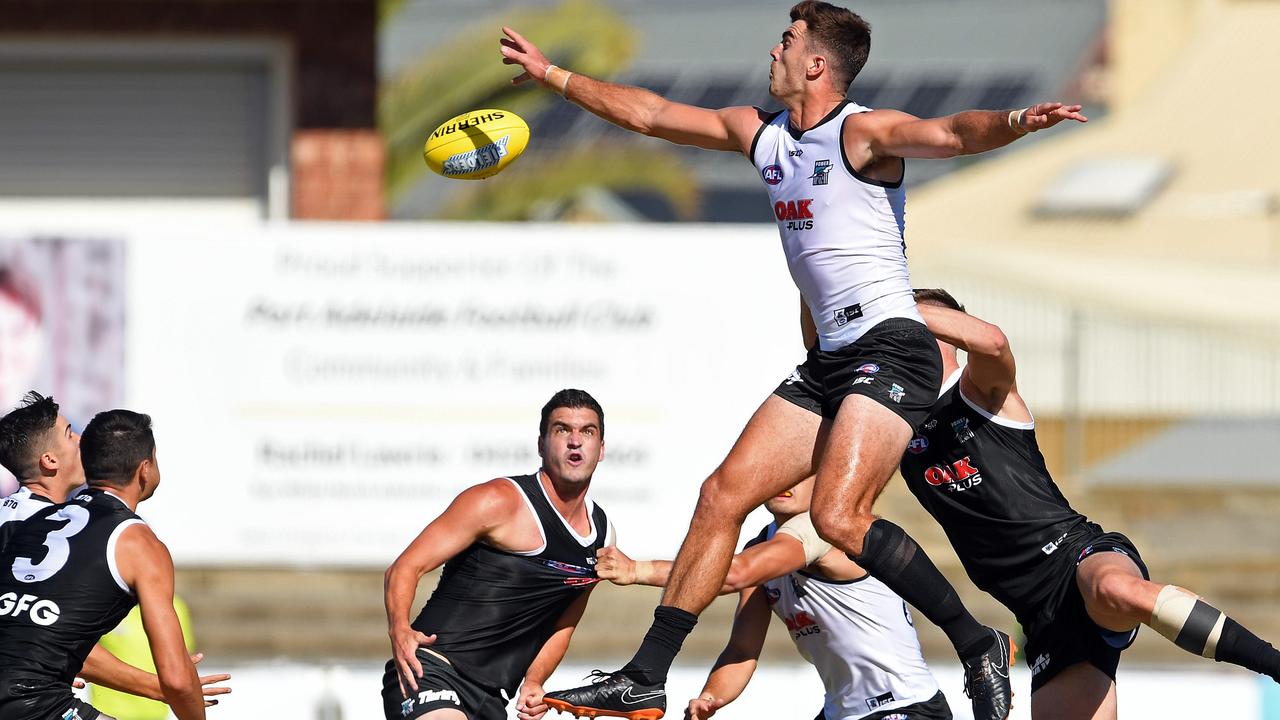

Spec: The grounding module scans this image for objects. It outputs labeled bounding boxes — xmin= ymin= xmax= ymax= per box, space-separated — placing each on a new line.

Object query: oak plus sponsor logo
xmin=762 ymin=164 xmax=785 ymax=185
xmin=774 ymin=198 xmax=814 ymax=231
xmin=0 ymin=592 xmax=61 ymax=626
xmin=923 ymin=455 xmax=983 ymax=493
xmin=783 ymin=610 xmax=821 ymax=638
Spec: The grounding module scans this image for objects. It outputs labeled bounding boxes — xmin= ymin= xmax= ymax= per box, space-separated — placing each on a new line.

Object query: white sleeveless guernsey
xmin=0 ymin=487 xmax=52 ymax=528
xmin=761 ymin=523 xmax=941 ymax=719
xmin=750 ymin=101 xmax=923 ymax=351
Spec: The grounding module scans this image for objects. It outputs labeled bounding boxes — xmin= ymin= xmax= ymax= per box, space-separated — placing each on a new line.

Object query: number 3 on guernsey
xmin=11 ymin=506 xmax=91 ymax=582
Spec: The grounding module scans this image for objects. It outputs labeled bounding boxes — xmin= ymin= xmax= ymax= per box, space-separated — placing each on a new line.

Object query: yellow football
xmin=424 ymin=109 xmax=530 ymax=180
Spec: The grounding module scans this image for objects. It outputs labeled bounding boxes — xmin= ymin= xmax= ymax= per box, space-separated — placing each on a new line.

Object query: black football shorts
xmin=381 ymin=650 xmax=507 ymax=720
xmin=775 ymin=318 xmax=943 ymax=431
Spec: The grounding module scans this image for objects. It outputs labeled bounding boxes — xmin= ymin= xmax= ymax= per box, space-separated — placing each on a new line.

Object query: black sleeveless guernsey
xmin=411 ymin=473 xmax=609 ymax=695
xmin=898 ymin=371 xmax=1096 ymax=614
xmin=0 ymin=489 xmax=143 ymax=686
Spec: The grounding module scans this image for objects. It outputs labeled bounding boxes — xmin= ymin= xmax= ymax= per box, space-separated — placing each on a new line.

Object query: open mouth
xmin=776 ymin=490 xmax=793 ymax=499
xmin=567 ymin=451 xmax=584 ymax=466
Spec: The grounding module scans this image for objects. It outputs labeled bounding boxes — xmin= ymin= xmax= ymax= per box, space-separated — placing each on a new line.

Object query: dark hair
xmin=539 ymin=389 xmax=604 ymax=439
xmin=789 ymin=1 xmax=872 ymax=91
xmin=0 ymin=391 xmax=59 ymax=482
xmin=913 ymin=288 xmax=966 ymax=313
xmin=81 ymin=409 xmax=155 ymax=488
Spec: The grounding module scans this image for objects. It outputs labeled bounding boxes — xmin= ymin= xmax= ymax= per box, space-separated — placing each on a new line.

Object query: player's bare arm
xmin=517 ymin=587 xmax=596 ymax=720
xmin=595 ymin=534 xmax=810 ymax=593
xmin=500 ymin=26 xmax=762 ymax=154
xmin=383 ymin=479 xmax=523 ymax=693
xmin=917 ymin=303 xmax=1031 ymax=421
xmin=117 ymin=524 xmax=206 ymax=720
xmin=685 ymin=587 xmax=772 ymax=720
xmin=842 ymin=102 xmax=1087 ymax=173
xmin=80 ymin=646 xmax=231 ymax=707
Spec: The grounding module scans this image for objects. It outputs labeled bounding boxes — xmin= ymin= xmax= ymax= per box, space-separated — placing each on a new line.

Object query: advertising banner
xmin=118 ymin=222 xmax=799 ymax=565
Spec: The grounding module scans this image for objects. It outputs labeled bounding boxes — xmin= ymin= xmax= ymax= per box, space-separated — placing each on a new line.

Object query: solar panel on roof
xmin=900 ymin=79 xmax=958 ymax=118
xmin=974 ymin=76 xmax=1033 ymax=110
xmin=694 ymin=81 xmax=741 ymax=109
xmin=849 ymin=78 xmax=885 ymax=108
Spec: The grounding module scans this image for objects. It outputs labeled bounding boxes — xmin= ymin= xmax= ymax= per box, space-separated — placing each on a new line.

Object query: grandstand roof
xmin=906 ymin=0 xmax=1280 ymax=343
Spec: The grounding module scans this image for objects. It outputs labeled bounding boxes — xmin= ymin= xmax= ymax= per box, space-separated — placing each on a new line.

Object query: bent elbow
xmin=981 ymin=326 xmax=1011 ymax=359
xmin=723 ymin=559 xmax=753 ymax=592
xmin=159 ymin=674 xmax=199 ymax=700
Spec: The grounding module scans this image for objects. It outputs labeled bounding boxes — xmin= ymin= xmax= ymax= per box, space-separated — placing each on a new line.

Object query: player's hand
xmin=389 ymin=624 xmax=437 ymax=697
xmin=595 ymin=546 xmax=637 ymax=585
xmin=500 ymin=26 xmax=552 ymax=86
xmin=516 ymin=679 xmax=549 ymax=720
xmin=190 ymin=653 xmax=232 ymax=708
xmin=685 ymin=696 xmax=727 ymax=720
xmin=1019 ymin=102 xmax=1087 ymax=132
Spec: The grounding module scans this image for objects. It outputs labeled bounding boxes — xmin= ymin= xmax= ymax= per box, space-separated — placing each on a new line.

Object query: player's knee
xmin=1090 ymin=570 xmax=1147 ymax=617
xmin=810 ymin=503 xmax=868 ymax=546
xmin=694 ymin=471 xmax=752 ymax=523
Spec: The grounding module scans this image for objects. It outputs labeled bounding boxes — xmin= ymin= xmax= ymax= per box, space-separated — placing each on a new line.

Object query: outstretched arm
xmin=517 ymin=587 xmax=596 ymax=720
xmin=500 ymin=26 xmax=762 ymax=154
xmin=685 ymin=587 xmax=771 ymax=720
xmin=917 ymin=303 xmax=1017 ymax=407
xmin=384 ymin=480 xmax=516 ymax=695
xmin=845 ymin=102 xmax=1087 ymax=164
xmin=80 ymin=647 xmax=230 ymax=707
xmin=596 ymin=532 xmax=811 ymax=593
xmin=117 ymin=525 xmax=205 ymax=720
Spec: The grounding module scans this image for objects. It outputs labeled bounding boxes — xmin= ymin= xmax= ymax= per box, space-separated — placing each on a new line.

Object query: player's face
xmin=538 ymin=407 xmax=604 ymax=486
xmin=764 ymin=476 xmax=815 ymax=515
xmin=769 ymin=20 xmax=810 ymax=100
xmin=46 ymin=415 xmax=84 ymax=488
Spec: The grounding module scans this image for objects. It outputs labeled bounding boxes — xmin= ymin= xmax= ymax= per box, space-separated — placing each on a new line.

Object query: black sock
xmin=1215 ymin=618 xmax=1280 ymax=682
xmin=619 ymin=606 xmax=698 ymax=685
xmin=853 ymin=518 xmax=992 ymax=660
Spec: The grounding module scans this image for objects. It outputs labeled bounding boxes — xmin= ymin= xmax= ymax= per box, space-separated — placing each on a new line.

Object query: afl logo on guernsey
xmin=762 ymin=164 xmax=784 ymax=185
xmin=857 ymin=363 xmax=879 ymax=374
xmin=907 ymin=436 xmax=929 ymax=454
